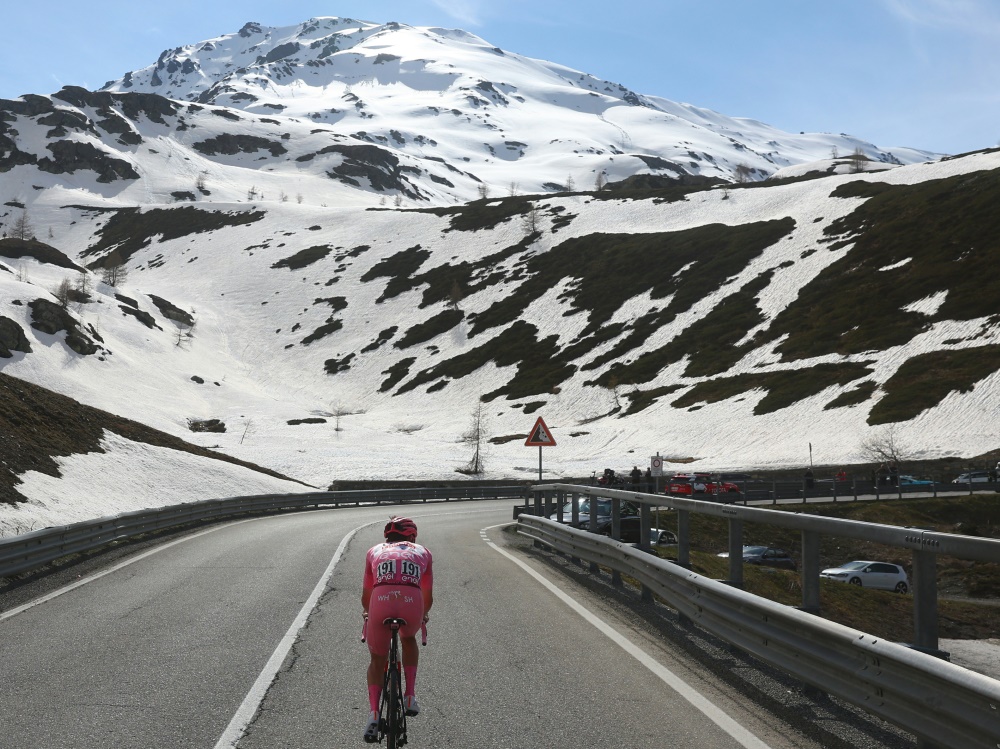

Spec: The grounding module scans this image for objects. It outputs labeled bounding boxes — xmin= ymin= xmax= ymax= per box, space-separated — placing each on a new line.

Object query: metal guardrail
xmin=605 ymin=477 xmax=1000 ymax=503
xmin=518 ymin=515 xmax=1000 ymax=749
xmin=524 ymin=483 xmax=1000 ymax=655
xmin=0 ymin=486 xmax=526 ymax=580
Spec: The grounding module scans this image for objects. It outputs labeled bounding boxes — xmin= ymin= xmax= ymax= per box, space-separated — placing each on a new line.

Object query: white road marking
xmin=480 ymin=523 xmax=775 ymax=749
xmin=0 ymin=518 xmax=258 ymax=623
xmin=213 ymin=522 xmax=369 ymax=749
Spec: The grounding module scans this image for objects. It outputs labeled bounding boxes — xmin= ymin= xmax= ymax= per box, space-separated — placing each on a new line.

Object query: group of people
xmin=873 ymin=462 xmax=900 ymax=486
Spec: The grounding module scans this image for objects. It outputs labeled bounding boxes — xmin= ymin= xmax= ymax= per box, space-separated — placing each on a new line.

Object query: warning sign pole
xmin=524 ymin=416 xmax=556 ymax=482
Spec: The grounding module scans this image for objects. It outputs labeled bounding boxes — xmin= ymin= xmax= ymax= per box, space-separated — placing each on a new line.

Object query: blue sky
xmin=1 ymin=0 xmax=997 ymax=155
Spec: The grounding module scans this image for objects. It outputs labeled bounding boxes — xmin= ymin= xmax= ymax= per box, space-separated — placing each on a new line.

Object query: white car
xmin=820 ymin=561 xmax=909 ymax=593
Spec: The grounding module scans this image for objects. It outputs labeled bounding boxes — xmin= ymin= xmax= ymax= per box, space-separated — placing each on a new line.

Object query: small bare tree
xmin=858 ymin=424 xmax=911 ymax=465
xmin=594 ymin=171 xmax=607 ymax=191
xmin=247 ymin=185 xmax=259 ymax=201
xmin=174 ymin=315 xmax=196 ymax=347
xmin=101 ymin=250 xmax=128 ymax=287
xmin=734 ymin=163 xmax=753 ymax=183
xmin=849 ymin=147 xmax=868 ymax=173
xmin=564 ymin=174 xmax=575 ymax=191
xmin=476 ymin=183 xmax=490 ymax=200
xmin=332 ymin=403 xmax=351 ymax=432
xmin=53 ymin=278 xmax=73 ymax=308
xmin=12 ymin=209 xmax=34 ymax=241
xmin=458 ymin=400 xmax=490 ymax=475
xmin=448 ymin=279 xmax=464 ymax=311
xmin=521 ymin=205 xmax=540 ymax=236
xmin=507 ymin=181 xmax=519 ymax=197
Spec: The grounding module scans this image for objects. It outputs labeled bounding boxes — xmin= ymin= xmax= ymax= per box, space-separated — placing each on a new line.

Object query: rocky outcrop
xmin=28 ymin=298 xmax=101 ymax=355
xmin=37 ymin=141 xmax=140 ymax=183
xmin=0 ymin=316 xmax=31 ymax=358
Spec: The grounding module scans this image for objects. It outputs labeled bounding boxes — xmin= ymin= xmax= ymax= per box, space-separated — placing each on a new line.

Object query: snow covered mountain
xmin=2 ymin=16 xmax=998 ymax=531
xmin=2 ymin=17 xmax=935 ymax=213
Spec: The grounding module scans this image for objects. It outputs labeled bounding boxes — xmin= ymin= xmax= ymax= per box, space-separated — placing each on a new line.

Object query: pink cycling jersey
xmin=364 ymin=541 xmax=433 ymax=655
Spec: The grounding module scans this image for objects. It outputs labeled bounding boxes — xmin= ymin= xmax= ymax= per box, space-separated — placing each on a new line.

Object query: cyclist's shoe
xmin=404 ymin=695 xmax=420 ymax=716
xmin=363 ymin=710 xmax=380 ymax=743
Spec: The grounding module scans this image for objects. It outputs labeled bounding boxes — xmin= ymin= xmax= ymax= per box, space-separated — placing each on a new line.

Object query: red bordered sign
xmin=524 ymin=416 xmax=556 ymax=447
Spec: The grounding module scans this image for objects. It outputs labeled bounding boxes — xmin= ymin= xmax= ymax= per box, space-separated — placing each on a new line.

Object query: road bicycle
xmin=363 ymin=616 xmax=427 ymax=748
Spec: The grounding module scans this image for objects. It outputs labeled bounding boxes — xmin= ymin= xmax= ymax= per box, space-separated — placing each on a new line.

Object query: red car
xmin=666 ymin=473 xmax=741 ymax=498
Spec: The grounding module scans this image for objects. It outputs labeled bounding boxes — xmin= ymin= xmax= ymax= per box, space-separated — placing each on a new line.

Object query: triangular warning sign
xmin=524 ymin=416 xmax=556 ymax=447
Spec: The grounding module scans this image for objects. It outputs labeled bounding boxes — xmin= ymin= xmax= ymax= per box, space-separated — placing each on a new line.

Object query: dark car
xmin=717 ymin=545 xmax=797 ymax=571
xmin=550 ymin=498 xmax=672 ymax=545
xmin=549 ymin=497 xmax=637 ymax=535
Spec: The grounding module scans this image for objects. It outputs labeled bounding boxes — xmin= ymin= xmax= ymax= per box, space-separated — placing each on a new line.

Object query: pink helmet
xmin=384 ymin=516 xmax=418 ymax=540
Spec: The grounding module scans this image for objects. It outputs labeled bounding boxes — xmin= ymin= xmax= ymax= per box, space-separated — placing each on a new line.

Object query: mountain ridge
xmin=0 ymin=16 xmax=997 ymax=525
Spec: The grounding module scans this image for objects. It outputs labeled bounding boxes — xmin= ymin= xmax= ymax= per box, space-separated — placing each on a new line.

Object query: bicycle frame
xmin=382 ymin=618 xmax=407 ymax=748
xmin=361 ymin=616 xmax=428 ymax=747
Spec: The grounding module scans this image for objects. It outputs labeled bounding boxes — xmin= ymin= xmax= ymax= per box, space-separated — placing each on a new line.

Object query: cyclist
xmin=362 ymin=517 xmax=434 ymax=743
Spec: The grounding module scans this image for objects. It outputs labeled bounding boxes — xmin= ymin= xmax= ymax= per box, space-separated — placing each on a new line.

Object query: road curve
xmin=0 ymin=500 xmax=855 ymax=748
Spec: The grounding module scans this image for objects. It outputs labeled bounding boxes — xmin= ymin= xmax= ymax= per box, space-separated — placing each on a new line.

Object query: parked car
xmin=952 ymin=471 xmax=992 ymax=484
xmin=596 ymin=468 xmax=628 ymax=487
xmin=898 ymin=475 xmax=933 ymax=486
xmin=820 ymin=561 xmax=909 ymax=593
xmin=549 ymin=497 xmax=637 ymax=535
xmin=717 ymin=545 xmax=796 ymax=571
xmin=666 ymin=473 xmax=741 ymax=499
xmin=548 ymin=498 xmax=672 ymax=546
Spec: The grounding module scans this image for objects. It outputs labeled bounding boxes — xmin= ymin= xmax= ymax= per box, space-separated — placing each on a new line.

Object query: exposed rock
xmin=119 ymin=305 xmax=160 ymax=330
xmin=0 ymin=316 xmax=31 ymax=358
xmin=37 ymin=141 xmax=140 ymax=183
xmin=0 ymin=238 xmax=84 ymax=271
xmin=192 ymin=133 xmax=287 ymax=157
xmin=28 ymin=298 xmax=100 ymax=355
xmin=188 ymin=418 xmax=226 ymax=433
xmin=149 ymin=294 xmax=194 ymax=326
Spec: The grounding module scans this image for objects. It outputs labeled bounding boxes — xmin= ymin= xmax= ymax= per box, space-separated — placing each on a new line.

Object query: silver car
xmin=820 ymin=561 xmax=909 ymax=593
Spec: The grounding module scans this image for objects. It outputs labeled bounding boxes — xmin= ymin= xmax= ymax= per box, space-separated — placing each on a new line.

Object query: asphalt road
xmin=0 ymin=501 xmax=902 ymax=748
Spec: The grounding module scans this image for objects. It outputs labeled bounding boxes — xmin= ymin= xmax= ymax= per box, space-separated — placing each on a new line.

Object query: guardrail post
xmin=611 ymin=498 xmax=623 ymax=587
xmin=639 ymin=502 xmax=652 ymax=602
xmin=771 ymin=481 xmax=777 ymax=505
xmin=727 ymin=518 xmax=744 ymax=588
xmin=532 ymin=491 xmax=543 ymax=548
xmin=800 ymin=530 xmax=820 ymax=613
xmin=588 ymin=495 xmax=600 ymax=574
xmin=677 ymin=510 xmax=690 ymax=569
xmin=932 ymin=478 xmax=937 ymax=498
xmin=570 ymin=492 xmax=581 ymax=566
xmin=556 ymin=490 xmax=565 ymax=524
xmin=912 ymin=549 xmax=939 ymax=652
xmin=832 ymin=480 xmax=837 ymax=502
xmin=853 ymin=478 xmax=858 ymax=501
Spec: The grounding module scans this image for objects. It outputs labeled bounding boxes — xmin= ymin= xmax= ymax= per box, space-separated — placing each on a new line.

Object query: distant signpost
xmin=524 ymin=416 xmax=556 ymax=481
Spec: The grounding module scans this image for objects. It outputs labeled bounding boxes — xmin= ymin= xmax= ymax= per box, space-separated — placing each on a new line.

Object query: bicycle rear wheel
xmin=387 ymin=666 xmax=406 ymax=748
